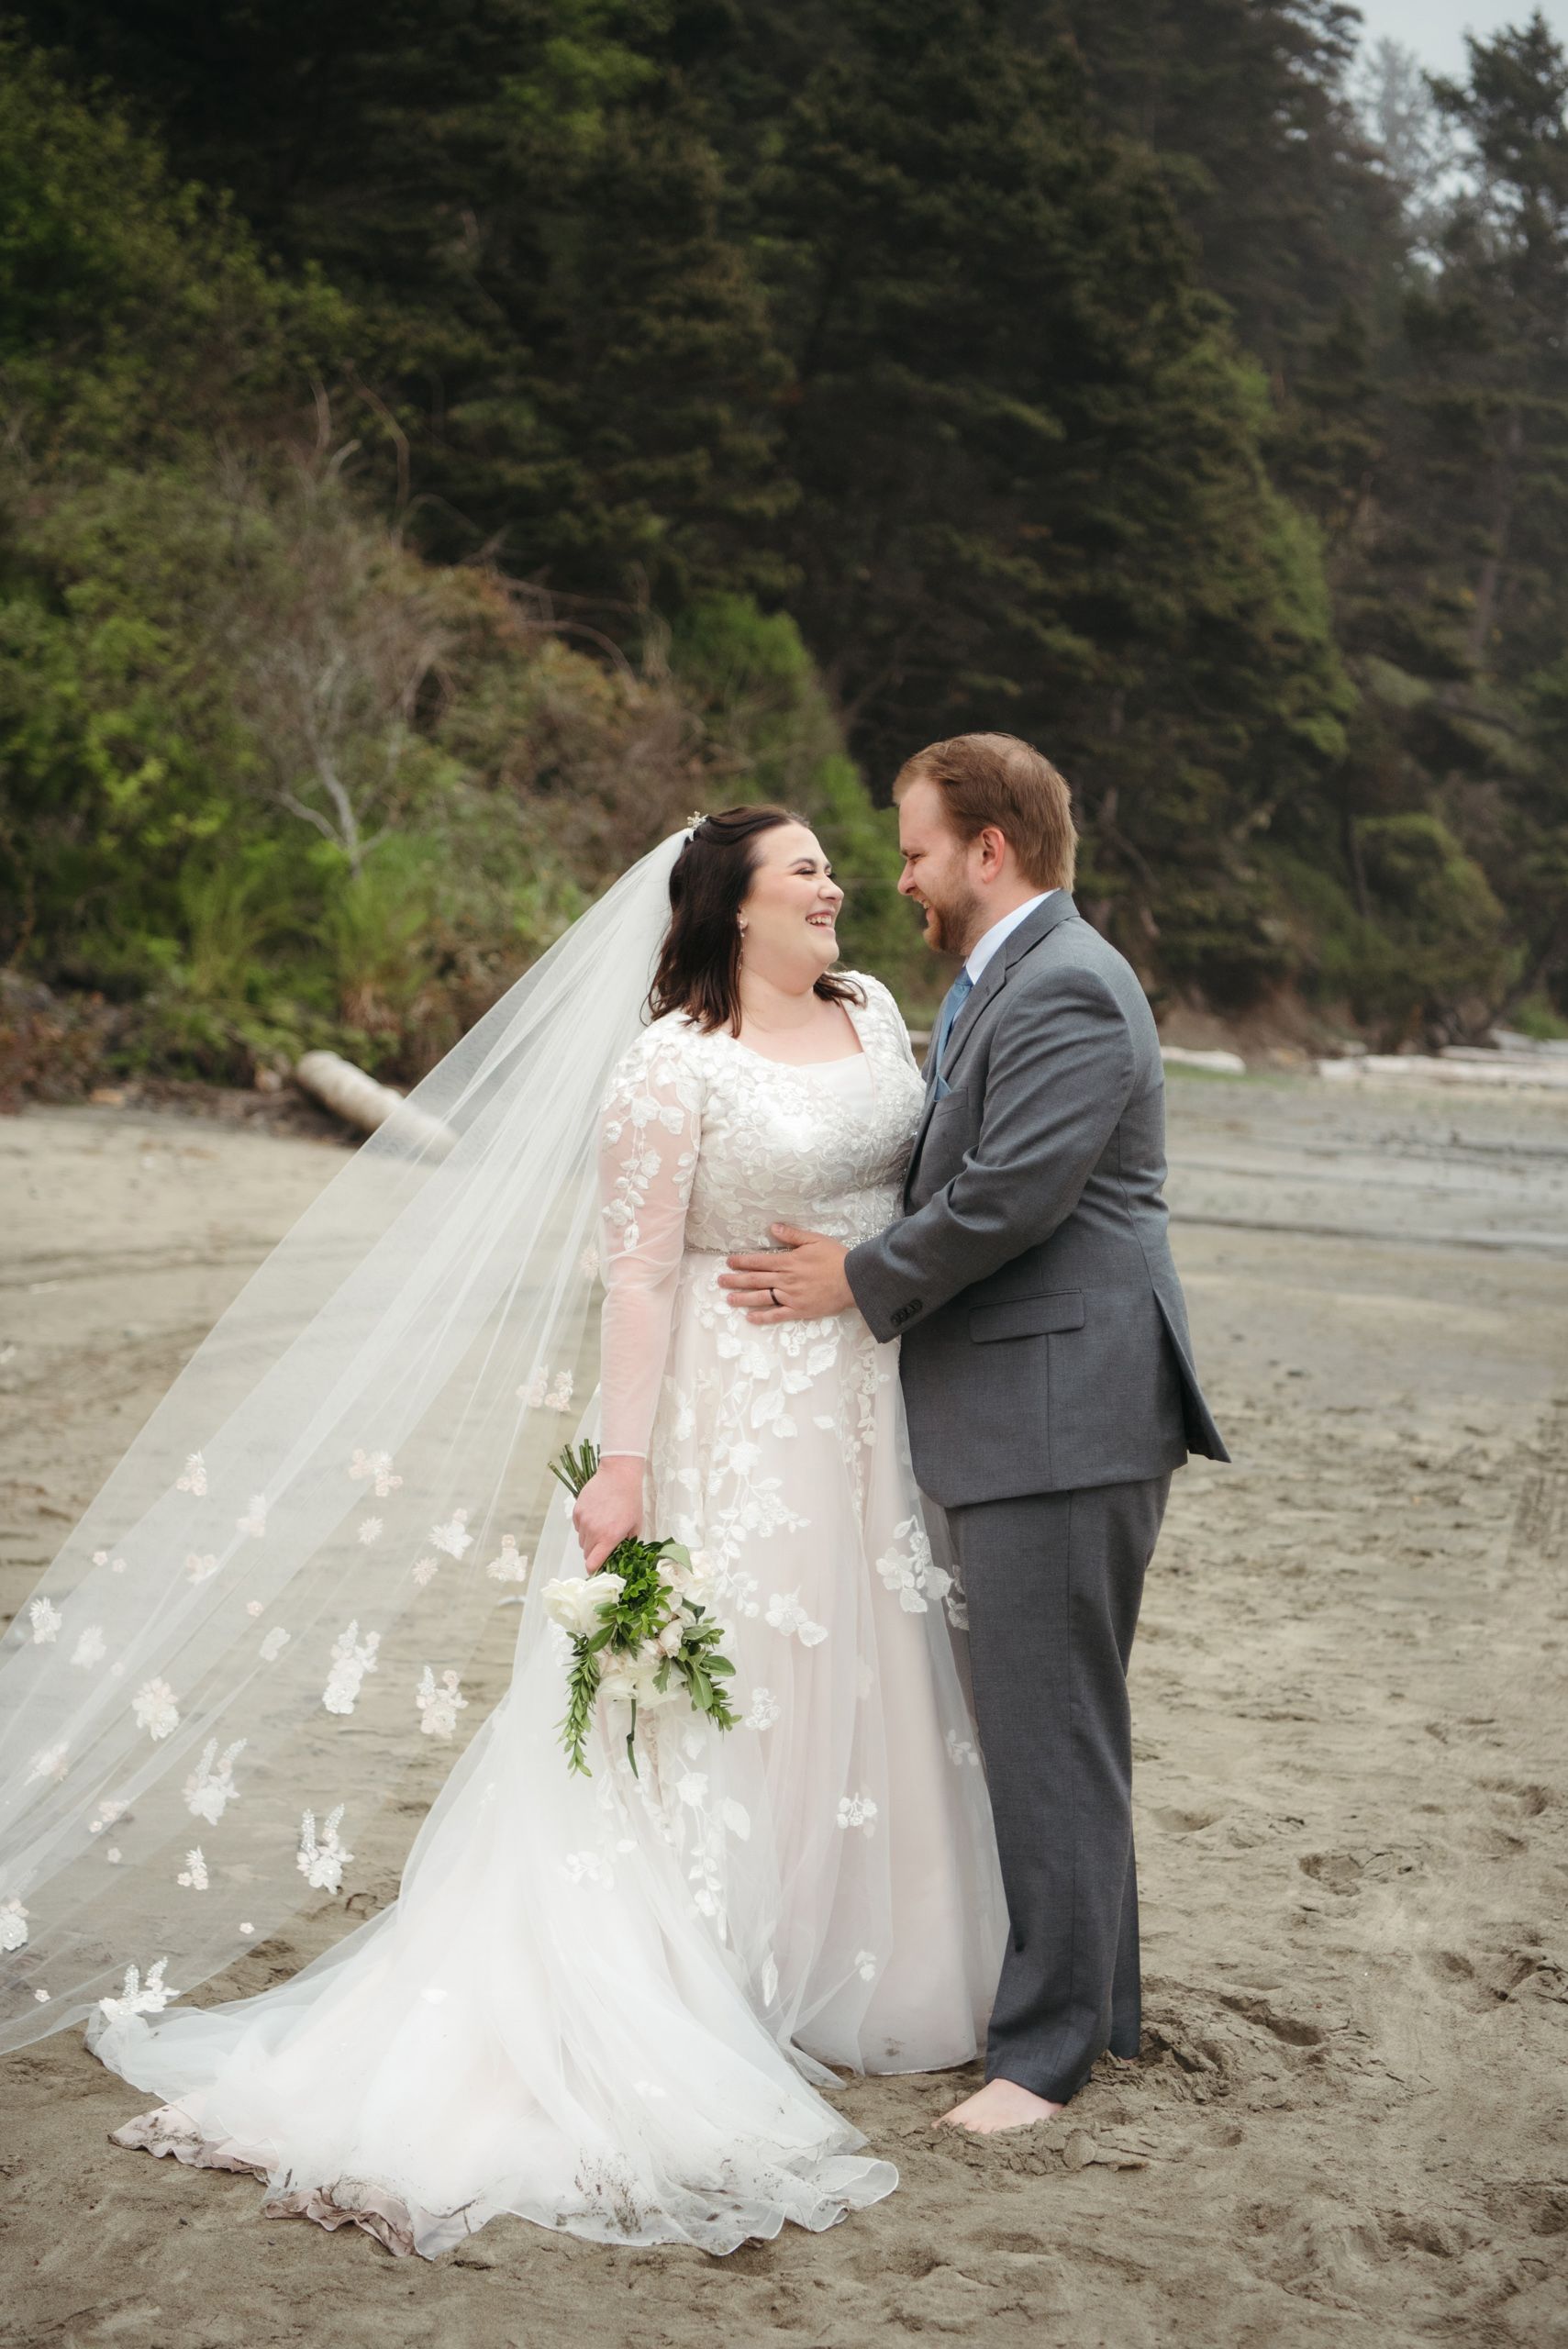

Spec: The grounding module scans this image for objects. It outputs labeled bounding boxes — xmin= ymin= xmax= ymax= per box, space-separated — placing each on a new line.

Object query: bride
xmin=0 ymin=807 xmax=1006 ymax=2257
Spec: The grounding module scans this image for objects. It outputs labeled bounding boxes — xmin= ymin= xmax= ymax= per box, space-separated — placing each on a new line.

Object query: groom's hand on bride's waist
xmin=721 ymin=1225 xmax=854 ymax=1322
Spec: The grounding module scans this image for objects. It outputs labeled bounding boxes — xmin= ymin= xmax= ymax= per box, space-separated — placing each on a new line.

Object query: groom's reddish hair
xmin=894 ymin=733 xmax=1077 ymax=892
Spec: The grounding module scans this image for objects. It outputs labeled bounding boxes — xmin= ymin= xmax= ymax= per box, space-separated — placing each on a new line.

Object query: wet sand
xmin=2 ymin=1073 xmax=1565 ymax=2347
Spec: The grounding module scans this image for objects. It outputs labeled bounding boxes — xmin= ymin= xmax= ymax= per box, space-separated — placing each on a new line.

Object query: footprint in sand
xmin=1297 ymin=1851 xmax=1363 ymax=1895
xmin=1424 ymin=1945 xmax=1552 ymax=2006
xmin=1217 ymin=1989 xmax=1329 ymax=2046
xmin=1478 ymin=1776 xmax=1553 ymax=1818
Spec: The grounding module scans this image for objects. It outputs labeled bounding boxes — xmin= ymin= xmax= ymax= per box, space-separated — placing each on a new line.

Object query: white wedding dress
xmin=88 ymin=974 xmax=1006 ymax=2256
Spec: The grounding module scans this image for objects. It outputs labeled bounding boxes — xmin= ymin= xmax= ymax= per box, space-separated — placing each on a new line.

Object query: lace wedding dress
xmin=89 ymin=974 xmax=1006 ymax=2256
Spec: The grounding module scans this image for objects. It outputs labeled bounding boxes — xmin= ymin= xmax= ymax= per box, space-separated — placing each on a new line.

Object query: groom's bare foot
xmin=934 ymin=2077 xmax=1063 ymax=2133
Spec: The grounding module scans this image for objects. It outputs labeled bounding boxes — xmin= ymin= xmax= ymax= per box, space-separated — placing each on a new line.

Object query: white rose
xmin=597 ymin=1653 xmax=652 ymax=1706
xmin=540 ymin=1579 xmax=588 ymax=1635
xmin=636 ymin=1662 xmax=684 ymax=1709
xmin=595 ymin=1655 xmax=635 ymax=1703
xmin=542 ymin=1574 xmax=623 ymax=1639
xmin=684 ymin=1564 xmax=718 ymax=1611
xmin=599 ymin=1653 xmax=680 ymax=1710
xmin=656 ymin=1620 xmax=684 ymax=1657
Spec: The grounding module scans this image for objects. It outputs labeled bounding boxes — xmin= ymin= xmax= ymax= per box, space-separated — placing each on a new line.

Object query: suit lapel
xmin=939 ymin=893 xmax=1079 ymax=1084
xmin=904 ymin=893 xmax=1081 ymax=1198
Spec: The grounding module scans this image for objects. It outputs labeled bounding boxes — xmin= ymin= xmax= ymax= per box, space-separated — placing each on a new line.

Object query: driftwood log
xmin=1319 ymin=1052 xmax=1568 ymax=1093
xmin=293 ymin=1051 xmax=456 ymax=1152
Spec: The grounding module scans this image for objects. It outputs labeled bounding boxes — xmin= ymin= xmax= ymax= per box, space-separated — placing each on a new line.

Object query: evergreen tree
xmin=19 ymin=2 xmax=789 ymax=605
xmin=1423 ymin=14 xmax=1568 ymax=685
xmin=1051 ymin=0 xmax=1398 ymax=373
xmin=1417 ymin=16 xmax=1568 ymax=1016
xmin=743 ymin=0 xmax=1352 ymax=985
xmin=1283 ymin=17 xmax=1568 ymax=1033
xmin=9 ymin=1 xmax=1565 ymax=1035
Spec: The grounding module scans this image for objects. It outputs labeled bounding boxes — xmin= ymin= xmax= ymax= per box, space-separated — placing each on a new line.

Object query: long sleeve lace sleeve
xmin=595 ymin=1023 xmax=704 ymax=1460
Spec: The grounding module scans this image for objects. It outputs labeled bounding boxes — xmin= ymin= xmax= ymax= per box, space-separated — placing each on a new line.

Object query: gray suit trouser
xmin=944 ymin=1472 xmax=1171 ymax=2106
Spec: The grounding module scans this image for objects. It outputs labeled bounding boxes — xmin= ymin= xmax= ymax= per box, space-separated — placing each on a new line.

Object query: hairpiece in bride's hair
xmin=685 ymin=810 xmax=706 ymax=829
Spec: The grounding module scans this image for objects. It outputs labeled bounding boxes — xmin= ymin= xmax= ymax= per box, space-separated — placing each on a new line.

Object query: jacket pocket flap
xmin=969 ymin=1290 xmax=1086 ymax=1343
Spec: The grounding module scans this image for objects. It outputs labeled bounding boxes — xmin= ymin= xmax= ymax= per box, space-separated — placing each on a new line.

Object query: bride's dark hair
xmin=649 ymin=805 xmax=865 ymax=1034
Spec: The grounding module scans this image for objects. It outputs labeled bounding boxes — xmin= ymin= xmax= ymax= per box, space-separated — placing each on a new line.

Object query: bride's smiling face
xmin=739 ymin=824 xmax=844 ymax=985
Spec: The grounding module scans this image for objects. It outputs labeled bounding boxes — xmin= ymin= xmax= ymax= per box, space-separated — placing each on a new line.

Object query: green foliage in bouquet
xmin=547 ymin=1442 xmax=740 ymax=1776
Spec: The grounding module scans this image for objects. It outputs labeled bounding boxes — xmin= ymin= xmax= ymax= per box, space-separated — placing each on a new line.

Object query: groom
xmin=721 ymin=731 xmax=1228 ymax=2132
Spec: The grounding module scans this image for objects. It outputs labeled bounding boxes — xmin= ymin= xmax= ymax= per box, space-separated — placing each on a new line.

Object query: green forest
xmin=3 ymin=2 xmax=1567 ymax=1097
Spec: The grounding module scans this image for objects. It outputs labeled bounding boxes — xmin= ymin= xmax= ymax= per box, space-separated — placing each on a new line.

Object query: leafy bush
xmin=1265 ymin=825 xmax=1511 ymax=1042
xmin=669 ymin=594 xmax=929 ymax=1008
xmin=0 ymin=974 xmax=117 ymax=1110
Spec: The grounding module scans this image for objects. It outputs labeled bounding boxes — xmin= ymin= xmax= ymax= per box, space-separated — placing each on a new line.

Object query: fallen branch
xmin=294 ymin=1050 xmax=455 ymax=1152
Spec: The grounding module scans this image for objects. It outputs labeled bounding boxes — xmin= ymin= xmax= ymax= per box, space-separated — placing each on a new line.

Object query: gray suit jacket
xmin=845 ymin=894 xmax=1229 ymax=1509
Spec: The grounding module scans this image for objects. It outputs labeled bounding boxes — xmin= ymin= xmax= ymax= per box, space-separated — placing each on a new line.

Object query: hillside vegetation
xmin=3 ymin=4 xmax=1565 ymax=1094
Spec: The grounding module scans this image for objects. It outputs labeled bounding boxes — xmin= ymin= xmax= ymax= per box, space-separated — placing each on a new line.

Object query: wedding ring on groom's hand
xmin=770 ymin=1286 xmax=781 ymax=1308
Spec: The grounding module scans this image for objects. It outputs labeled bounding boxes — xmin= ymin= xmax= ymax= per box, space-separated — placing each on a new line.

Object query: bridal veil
xmin=0 ymin=831 xmax=695 ymax=2054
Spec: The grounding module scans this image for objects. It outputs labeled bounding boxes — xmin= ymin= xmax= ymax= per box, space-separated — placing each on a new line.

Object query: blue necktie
xmin=930 ymin=969 xmax=973 ymax=1081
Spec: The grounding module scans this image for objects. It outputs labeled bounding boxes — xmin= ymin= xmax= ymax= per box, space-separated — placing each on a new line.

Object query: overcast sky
xmin=1350 ymin=0 xmax=1568 ymax=77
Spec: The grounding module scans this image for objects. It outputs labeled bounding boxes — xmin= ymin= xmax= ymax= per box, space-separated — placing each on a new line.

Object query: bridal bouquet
xmin=543 ymin=1442 xmax=740 ymax=1776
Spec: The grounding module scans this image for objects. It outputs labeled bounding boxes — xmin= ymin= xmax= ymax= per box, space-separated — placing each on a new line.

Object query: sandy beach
xmin=3 ymin=1071 xmax=1565 ymax=2348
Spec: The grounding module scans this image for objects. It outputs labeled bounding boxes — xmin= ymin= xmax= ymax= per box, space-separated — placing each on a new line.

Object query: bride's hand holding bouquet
xmin=570 ymin=1450 xmax=645 ymax=1574
xmin=544 ymin=1442 xmax=739 ymax=1776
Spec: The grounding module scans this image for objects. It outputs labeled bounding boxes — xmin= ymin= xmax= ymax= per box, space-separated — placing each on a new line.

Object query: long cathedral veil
xmin=0 ymin=829 xmax=692 ymax=2054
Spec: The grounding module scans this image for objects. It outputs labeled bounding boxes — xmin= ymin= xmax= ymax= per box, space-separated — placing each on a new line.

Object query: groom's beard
xmin=917 ymin=885 xmax=984 ymax=960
